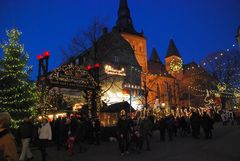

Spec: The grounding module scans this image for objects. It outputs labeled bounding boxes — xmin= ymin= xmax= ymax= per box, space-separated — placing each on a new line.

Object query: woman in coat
xmin=0 ymin=112 xmax=18 ymax=161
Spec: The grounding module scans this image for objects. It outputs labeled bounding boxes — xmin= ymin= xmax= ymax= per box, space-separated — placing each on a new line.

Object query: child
xmin=67 ymin=134 xmax=75 ymax=156
xmin=132 ymin=125 xmax=142 ymax=153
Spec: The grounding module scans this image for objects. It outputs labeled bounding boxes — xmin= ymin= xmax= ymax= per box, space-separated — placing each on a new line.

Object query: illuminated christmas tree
xmin=0 ymin=29 xmax=37 ymax=128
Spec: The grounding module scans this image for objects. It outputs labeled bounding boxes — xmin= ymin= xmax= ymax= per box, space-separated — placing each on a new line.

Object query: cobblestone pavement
xmin=29 ymin=123 xmax=240 ymax=161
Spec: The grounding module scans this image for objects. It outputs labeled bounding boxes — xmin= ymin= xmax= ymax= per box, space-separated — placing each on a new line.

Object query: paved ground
xmin=29 ymin=123 xmax=240 ymax=161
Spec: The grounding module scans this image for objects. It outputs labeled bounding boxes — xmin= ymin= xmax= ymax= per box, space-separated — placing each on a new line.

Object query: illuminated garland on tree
xmin=0 ymin=29 xmax=38 ymax=128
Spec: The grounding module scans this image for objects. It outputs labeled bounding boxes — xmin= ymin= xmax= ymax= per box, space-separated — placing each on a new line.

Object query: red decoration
xmin=37 ymin=54 xmax=43 ymax=60
xmin=86 ymin=65 xmax=92 ymax=71
xmin=215 ymin=97 xmax=221 ymax=106
xmin=44 ymin=51 xmax=50 ymax=57
xmin=122 ymin=89 xmax=129 ymax=95
xmin=94 ymin=63 xmax=100 ymax=68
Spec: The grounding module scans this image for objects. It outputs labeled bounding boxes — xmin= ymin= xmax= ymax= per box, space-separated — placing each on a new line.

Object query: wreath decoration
xmin=170 ymin=57 xmax=183 ymax=72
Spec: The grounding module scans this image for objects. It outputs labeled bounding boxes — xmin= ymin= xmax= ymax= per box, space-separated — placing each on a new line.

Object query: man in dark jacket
xmin=93 ymin=118 xmax=101 ymax=145
xmin=190 ymin=112 xmax=201 ymax=138
xmin=165 ymin=116 xmax=174 ymax=141
xmin=158 ymin=117 xmax=166 ymax=141
xmin=19 ymin=117 xmax=34 ymax=161
xmin=117 ymin=115 xmax=130 ymax=155
xmin=76 ymin=118 xmax=88 ymax=153
xmin=201 ymin=112 xmax=213 ymax=139
xmin=140 ymin=117 xmax=153 ymax=150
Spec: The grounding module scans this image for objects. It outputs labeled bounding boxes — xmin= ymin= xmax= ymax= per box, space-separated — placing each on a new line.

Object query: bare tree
xmin=61 ymin=18 xmax=141 ymax=116
xmin=62 ymin=18 xmax=107 ymax=62
xmin=201 ymin=49 xmax=240 ymax=108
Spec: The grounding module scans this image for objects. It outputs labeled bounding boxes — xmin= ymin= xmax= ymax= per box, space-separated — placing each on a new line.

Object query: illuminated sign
xmin=104 ymin=65 xmax=126 ymax=76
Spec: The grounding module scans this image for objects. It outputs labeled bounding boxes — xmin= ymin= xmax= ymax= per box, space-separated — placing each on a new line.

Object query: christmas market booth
xmin=37 ymin=63 xmax=98 ymax=119
xmin=99 ymin=101 xmax=135 ymax=127
xmin=99 ymin=101 xmax=135 ymax=141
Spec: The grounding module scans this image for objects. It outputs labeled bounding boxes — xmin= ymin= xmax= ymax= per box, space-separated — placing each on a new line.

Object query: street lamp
xmin=37 ymin=51 xmax=50 ymax=89
xmin=161 ymin=103 xmax=166 ymax=108
xmin=86 ymin=63 xmax=101 ymax=118
xmin=161 ymin=103 xmax=166 ymax=115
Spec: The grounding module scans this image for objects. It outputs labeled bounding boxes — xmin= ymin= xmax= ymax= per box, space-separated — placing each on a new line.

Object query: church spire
xmin=115 ymin=0 xmax=142 ymax=36
xmin=150 ymin=48 xmax=162 ymax=63
xmin=165 ymin=39 xmax=181 ymax=58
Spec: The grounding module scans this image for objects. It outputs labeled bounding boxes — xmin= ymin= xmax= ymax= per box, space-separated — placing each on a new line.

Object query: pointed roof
xmin=115 ymin=0 xmax=143 ymax=36
xmin=165 ymin=39 xmax=181 ymax=58
xmin=150 ymin=48 xmax=162 ymax=63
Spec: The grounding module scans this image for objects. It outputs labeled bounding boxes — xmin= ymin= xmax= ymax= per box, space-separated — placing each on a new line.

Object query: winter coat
xmin=38 ymin=123 xmax=52 ymax=140
xmin=158 ymin=118 xmax=166 ymax=130
xmin=140 ymin=119 xmax=153 ymax=136
xmin=117 ymin=118 xmax=130 ymax=136
xmin=19 ymin=121 xmax=33 ymax=139
xmin=76 ymin=121 xmax=88 ymax=141
xmin=0 ymin=129 xmax=18 ymax=161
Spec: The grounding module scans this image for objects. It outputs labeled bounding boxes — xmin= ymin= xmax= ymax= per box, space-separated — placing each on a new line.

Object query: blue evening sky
xmin=0 ymin=0 xmax=239 ymax=80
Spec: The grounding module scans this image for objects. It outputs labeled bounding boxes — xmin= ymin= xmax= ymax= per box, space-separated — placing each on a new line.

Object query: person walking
xmin=0 ymin=112 xmax=18 ymax=161
xmin=190 ymin=112 xmax=201 ymax=139
xmin=179 ymin=116 xmax=187 ymax=137
xmin=38 ymin=118 xmax=52 ymax=161
xmin=221 ymin=111 xmax=227 ymax=126
xmin=93 ymin=118 xmax=101 ymax=145
xmin=201 ymin=112 xmax=211 ymax=139
xmin=76 ymin=118 xmax=88 ymax=153
xmin=19 ymin=117 xmax=34 ymax=161
xmin=158 ymin=117 xmax=166 ymax=141
xmin=140 ymin=117 xmax=153 ymax=151
xmin=66 ymin=133 xmax=75 ymax=156
xmin=117 ymin=114 xmax=130 ymax=156
xmin=165 ymin=116 xmax=174 ymax=141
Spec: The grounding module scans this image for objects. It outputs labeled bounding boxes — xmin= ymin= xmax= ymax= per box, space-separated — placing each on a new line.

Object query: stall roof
xmin=101 ymin=101 xmax=135 ymax=113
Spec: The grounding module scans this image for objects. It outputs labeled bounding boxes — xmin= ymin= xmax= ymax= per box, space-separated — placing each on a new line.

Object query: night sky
xmin=0 ymin=0 xmax=240 ymax=80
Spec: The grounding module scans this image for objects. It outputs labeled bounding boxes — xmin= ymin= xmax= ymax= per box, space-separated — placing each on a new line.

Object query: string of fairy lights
xmin=0 ymin=29 xmax=38 ymax=128
xmin=0 ymin=28 xmax=239 ymax=128
xmin=189 ymin=86 xmax=239 ymax=98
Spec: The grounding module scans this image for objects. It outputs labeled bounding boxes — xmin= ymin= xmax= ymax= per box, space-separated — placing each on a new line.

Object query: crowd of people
xmin=116 ymin=110 xmax=215 ymax=155
xmin=0 ymin=109 xmax=238 ymax=161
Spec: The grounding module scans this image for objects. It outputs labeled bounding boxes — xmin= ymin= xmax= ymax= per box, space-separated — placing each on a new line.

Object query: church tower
xmin=114 ymin=0 xmax=148 ymax=73
xmin=165 ymin=39 xmax=183 ymax=80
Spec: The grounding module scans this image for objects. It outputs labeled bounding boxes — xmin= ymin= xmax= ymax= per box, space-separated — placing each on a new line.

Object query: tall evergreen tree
xmin=0 ymin=29 xmax=37 ymax=128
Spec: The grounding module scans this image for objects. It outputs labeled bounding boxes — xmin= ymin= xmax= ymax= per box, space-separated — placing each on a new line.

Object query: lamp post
xmin=161 ymin=102 xmax=166 ymax=115
xmin=37 ymin=51 xmax=50 ymax=91
xmin=37 ymin=51 xmax=50 ymax=115
xmin=86 ymin=63 xmax=100 ymax=118
xmin=129 ymin=66 xmax=133 ymax=116
xmin=144 ymin=80 xmax=148 ymax=109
